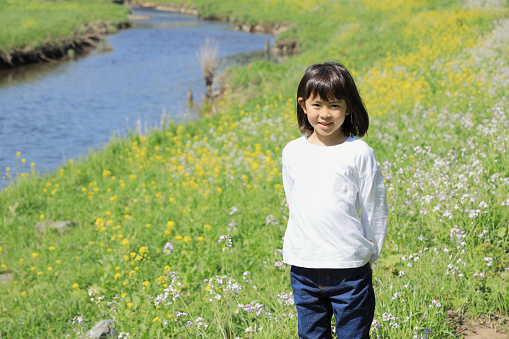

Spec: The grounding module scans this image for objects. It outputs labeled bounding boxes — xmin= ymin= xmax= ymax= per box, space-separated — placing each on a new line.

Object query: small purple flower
xmin=164 ymin=242 xmax=173 ymax=255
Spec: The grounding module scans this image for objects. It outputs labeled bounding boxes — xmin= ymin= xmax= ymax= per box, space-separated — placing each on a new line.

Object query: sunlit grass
xmin=0 ymin=0 xmax=129 ymax=52
xmin=0 ymin=0 xmax=508 ymax=337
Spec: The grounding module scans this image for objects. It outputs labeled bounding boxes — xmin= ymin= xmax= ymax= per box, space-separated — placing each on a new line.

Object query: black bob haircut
xmin=296 ymin=62 xmax=369 ymax=137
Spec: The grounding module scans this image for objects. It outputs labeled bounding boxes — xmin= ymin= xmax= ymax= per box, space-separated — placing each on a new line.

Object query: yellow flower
xmin=122 ymin=239 xmax=129 ymax=246
xmin=127 ymin=302 xmax=134 ymax=308
xmin=48 ymin=246 xmax=56 ymax=251
xmin=152 ymin=317 xmax=161 ymax=322
xmin=167 ymin=221 xmax=175 ymax=228
xmin=21 ymin=291 xmax=27 ymax=296
xmin=198 ymin=236 xmax=204 ymax=242
xmin=47 ymin=267 xmax=52 ymax=271
xmin=204 ymin=224 xmax=212 ymax=231
xmin=31 ymin=252 xmax=39 ymax=258
xmin=55 ymin=260 xmax=61 ymax=264
xmin=72 ymin=283 xmax=79 ymax=289
xmin=142 ymin=281 xmax=151 ymax=287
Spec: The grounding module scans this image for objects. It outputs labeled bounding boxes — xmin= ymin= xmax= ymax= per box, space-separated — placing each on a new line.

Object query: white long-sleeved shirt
xmin=282 ymin=136 xmax=388 ymax=269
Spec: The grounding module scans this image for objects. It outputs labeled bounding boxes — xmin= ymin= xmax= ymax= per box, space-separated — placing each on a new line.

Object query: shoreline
xmin=0 ymin=2 xmax=297 ymax=70
xmin=0 ymin=21 xmax=131 ymax=70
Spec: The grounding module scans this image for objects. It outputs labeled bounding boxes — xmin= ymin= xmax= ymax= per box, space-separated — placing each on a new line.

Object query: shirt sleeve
xmin=359 ymin=163 xmax=389 ymax=263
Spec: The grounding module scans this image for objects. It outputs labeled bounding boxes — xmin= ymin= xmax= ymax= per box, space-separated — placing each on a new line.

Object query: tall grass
xmin=196 ymin=37 xmax=219 ymax=100
xmin=0 ymin=0 xmax=508 ymax=337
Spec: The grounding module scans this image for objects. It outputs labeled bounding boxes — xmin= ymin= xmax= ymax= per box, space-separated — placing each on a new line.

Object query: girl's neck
xmin=307 ymin=132 xmax=349 ymax=146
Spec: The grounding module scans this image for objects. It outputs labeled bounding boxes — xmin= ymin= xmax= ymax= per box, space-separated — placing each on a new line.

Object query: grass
xmin=1 ymin=0 xmax=509 ymax=337
xmin=0 ymin=0 xmax=129 ymax=53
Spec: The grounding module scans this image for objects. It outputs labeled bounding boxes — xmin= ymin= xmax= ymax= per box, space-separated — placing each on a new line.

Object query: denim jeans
xmin=290 ymin=263 xmax=375 ymax=339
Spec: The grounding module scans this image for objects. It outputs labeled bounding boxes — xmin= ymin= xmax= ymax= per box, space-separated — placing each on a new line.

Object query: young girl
xmin=282 ymin=62 xmax=388 ymax=338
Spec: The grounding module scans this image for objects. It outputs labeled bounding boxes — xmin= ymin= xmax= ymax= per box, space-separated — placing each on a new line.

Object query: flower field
xmin=0 ymin=0 xmax=508 ymax=338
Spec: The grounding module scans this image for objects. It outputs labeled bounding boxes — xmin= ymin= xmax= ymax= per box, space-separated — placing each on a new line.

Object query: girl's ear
xmin=298 ymin=97 xmax=307 ymax=114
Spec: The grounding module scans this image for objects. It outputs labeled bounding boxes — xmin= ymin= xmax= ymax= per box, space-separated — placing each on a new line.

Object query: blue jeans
xmin=290 ymin=264 xmax=375 ymax=339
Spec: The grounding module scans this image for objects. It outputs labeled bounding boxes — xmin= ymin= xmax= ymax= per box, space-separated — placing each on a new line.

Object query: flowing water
xmin=0 ymin=7 xmax=275 ymax=186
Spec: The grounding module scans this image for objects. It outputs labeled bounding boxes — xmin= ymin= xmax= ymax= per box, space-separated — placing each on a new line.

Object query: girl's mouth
xmin=319 ymin=122 xmax=332 ymax=127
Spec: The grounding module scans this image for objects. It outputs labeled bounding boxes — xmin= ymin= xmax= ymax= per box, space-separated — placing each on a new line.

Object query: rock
xmin=34 ymin=220 xmax=76 ymax=232
xmin=0 ymin=273 xmax=14 ymax=284
xmin=86 ymin=319 xmax=116 ymax=339
xmin=447 ymin=310 xmax=458 ymax=318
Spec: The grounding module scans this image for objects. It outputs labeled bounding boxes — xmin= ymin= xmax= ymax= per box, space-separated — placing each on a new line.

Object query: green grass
xmin=0 ymin=0 xmax=129 ymax=53
xmin=1 ymin=0 xmax=509 ymax=338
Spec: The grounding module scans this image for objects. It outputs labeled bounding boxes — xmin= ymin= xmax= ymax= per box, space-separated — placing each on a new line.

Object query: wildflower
xmin=163 ymin=242 xmax=173 ymax=255
xmin=243 ymin=271 xmax=253 ymax=283
xmin=153 ymin=317 xmax=161 ymax=322
xmin=218 ymin=235 xmax=233 ymax=253
xmin=266 ymin=214 xmax=278 ymax=225
xmin=274 ymin=261 xmax=286 ymax=269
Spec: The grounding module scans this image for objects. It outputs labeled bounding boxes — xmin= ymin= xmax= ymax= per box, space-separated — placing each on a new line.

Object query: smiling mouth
xmin=318 ymin=122 xmax=332 ymax=127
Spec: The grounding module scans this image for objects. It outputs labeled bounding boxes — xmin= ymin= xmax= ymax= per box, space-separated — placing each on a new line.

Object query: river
xmin=0 ymin=7 xmax=275 ymax=187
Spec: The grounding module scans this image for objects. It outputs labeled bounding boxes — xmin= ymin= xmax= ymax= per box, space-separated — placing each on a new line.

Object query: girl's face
xmin=298 ymin=94 xmax=349 ymax=146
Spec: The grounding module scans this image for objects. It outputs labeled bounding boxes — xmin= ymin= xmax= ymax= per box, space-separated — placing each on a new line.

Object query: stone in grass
xmin=34 ymin=220 xmax=76 ymax=232
xmin=86 ymin=319 xmax=116 ymax=339
xmin=0 ymin=273 xmax=14 ymax=284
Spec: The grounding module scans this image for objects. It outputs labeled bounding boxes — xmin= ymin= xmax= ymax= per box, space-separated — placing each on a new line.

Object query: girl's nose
xmin=320 ymin=108 xmax=332 ymax=117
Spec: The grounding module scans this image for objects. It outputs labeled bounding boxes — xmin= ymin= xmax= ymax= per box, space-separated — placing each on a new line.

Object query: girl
xmin=282 ymin=62 xmax=388 ymax=338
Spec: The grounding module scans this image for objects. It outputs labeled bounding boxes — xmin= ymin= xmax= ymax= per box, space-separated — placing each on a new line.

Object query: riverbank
xmin=1 ymin=0 xmax=508 ymax=338
xmin=0 ymin=0 xmax=296 ymax=70
xmin=0 ymin=0 xmax=130 ymax=69
xmin=0 ymin=21 xmax=130 ymax=69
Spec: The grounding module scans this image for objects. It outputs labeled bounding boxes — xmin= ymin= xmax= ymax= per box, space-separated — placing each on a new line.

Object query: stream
xmin=0 ymin=7 xmax=275 ymax=186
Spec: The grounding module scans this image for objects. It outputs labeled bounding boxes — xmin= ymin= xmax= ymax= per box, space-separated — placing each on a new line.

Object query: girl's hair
xmin=296 ymin=62 xmax=369 ymax=137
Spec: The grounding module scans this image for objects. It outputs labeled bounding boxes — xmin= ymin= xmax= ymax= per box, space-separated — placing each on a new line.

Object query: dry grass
xmin=196 ymin=37 xmax=218 ymax=99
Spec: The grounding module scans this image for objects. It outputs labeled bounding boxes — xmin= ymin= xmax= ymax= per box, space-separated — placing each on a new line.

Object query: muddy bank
xmin=0 ymin=21 xmax=130 ymax=70
xmin=131 ymin=1 xmax=298 ymax=56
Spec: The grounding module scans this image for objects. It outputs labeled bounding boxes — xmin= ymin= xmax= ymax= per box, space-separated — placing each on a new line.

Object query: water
xmin=0 ymin=7 xmax=274 ymax=185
